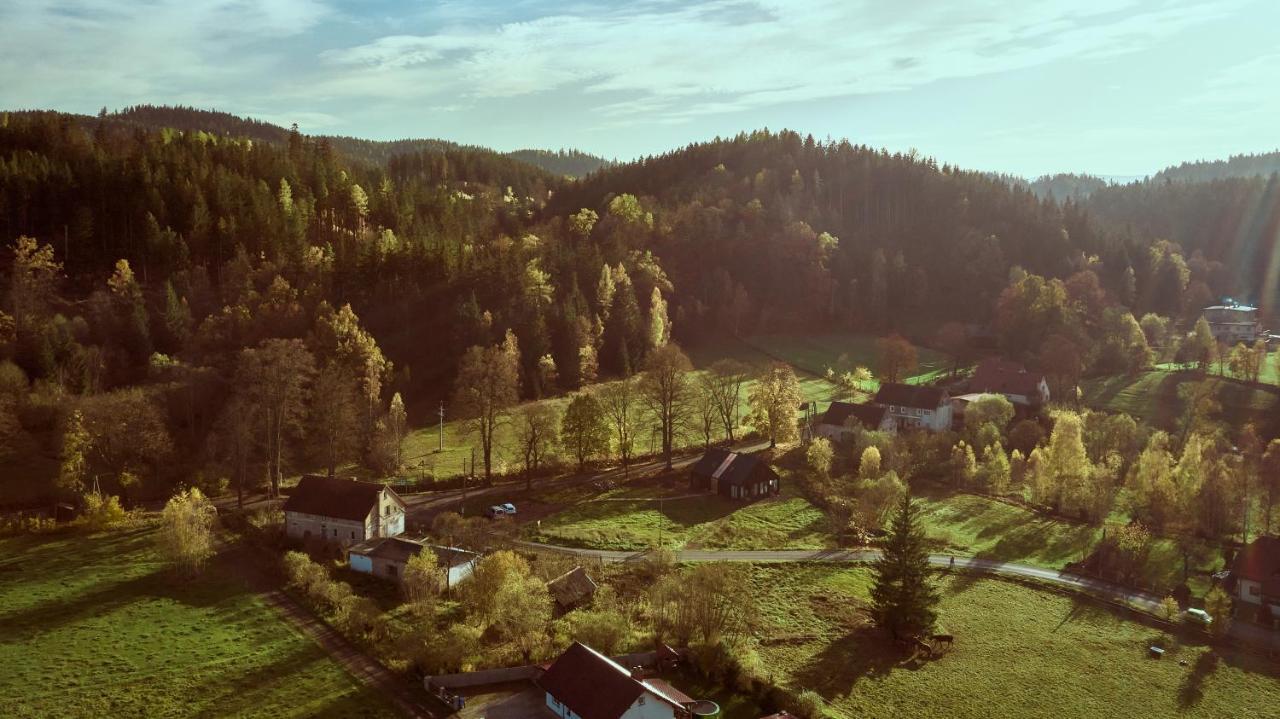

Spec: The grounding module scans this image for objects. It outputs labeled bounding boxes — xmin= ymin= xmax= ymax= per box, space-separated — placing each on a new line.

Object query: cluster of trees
xmin=452 ymin=334 xmax=803 ymax=482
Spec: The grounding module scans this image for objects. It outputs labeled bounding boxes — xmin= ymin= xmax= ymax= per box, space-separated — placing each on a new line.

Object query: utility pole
xmin=438 ymin=401 xmax=445 ymax=452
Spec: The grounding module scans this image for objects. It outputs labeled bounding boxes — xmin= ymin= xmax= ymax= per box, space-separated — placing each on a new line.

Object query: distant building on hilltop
xmin=1203 ymin=302 xmax=1260 ymax=344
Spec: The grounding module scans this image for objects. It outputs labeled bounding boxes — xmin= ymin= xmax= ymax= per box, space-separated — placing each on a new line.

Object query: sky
xmin=1 ymin=0 xmax=1277 ymax=178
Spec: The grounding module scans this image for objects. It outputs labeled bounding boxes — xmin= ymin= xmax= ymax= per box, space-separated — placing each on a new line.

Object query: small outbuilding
xmin=547 ymin=566 xmax=598 ymax=613
xmin=348 ymin=536 xmax=479 ymax=587
xmin=690 ymin=448 xmax=780 ymax=501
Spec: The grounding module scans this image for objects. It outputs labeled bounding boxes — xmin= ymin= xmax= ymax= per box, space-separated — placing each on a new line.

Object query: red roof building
xmin=968 ymin=358 xmax=1050 ymax=406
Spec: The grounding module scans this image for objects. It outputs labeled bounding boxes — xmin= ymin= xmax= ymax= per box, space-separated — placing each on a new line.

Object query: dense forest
xmin=0 ymin=107 xmax=1269 ymax=507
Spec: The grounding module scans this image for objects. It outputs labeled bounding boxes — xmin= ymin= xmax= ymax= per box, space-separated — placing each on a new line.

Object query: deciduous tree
xmin=158 ymin=487 xmax=218 ymax=574
xmin=638 ymin=343 xmax=692 ymax=470
xmin=453 ymin=340 xmax=520 ymax=482
xmin=748 ymin=363 xmax=802 ymax=448
xmin=560 ymin=391 xmax=610 ymax=472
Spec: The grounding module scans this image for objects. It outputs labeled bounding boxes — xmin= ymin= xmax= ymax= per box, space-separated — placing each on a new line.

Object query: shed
xmin=547 ymin=566 xmax=598 ymax=613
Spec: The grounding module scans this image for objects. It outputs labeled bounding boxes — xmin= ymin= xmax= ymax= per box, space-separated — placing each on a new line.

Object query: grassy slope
xmin=1081 ymin=369 xmax=1280 ymax=435
xmin=749 ymin=565 xmax=1280 ymax=719
xmin=528 ymin=480 xmax=830 ymax=551
xmin=0 ymin=526 xmax=400 ymax=719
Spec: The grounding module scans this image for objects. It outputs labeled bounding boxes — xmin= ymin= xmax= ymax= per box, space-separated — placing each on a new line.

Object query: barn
xmin=689 ymin=448 xmax=780 ymax=501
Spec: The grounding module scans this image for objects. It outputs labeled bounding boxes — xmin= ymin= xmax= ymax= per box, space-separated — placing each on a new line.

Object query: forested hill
xmin=547 ymin=130 xmax=1108 ymax=335
xmin=1150 ymin=150 xmax=1280 ymax=184
xmin=98 ymin=105 xmax=611 ymax=175
xmin=506 ymin=149 xmax=614 ymax=178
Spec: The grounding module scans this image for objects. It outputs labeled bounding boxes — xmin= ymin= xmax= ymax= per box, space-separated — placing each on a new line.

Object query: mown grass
xmin=0 ymin=525 xmax=401 ymax=719
xmin=1081 ymin=369 xmax=1280 ymax=435
xmin=746 ymin=565 xmax=1280 ymax=719
xmin=527 ymin=481 xmax=831 ymax=551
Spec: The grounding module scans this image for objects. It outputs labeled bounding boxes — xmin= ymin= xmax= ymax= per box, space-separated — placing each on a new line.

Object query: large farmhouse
xmin=689 ymin=448 xmax=780 ymax=501
xmin=1230 ymin=536 xmax=1280 ymax=627
xmin=814 ymin=401 xmax=894 ymax=442
xmin=539 ymin=642 xmax=695 ymax=719
xmin=1203 ymin=302 xmax=1261 ymax=344
xmin=874 ymin=383 xmax=952 ymax=432
xmin=968 ymin=358 xmax=1050 ymax=407
xmin=282 ymin=475 xmax=406 ymax=545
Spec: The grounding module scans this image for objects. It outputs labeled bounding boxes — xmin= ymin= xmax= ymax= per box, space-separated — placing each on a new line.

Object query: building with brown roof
xmin=968 ymin=358 xmax=1050 ymax=407
xmin=1230 ymin=536 xmax=1280 ymax=626
xmin=282 ymin=475 xmax=406 ymax=545
xmin=814 ymin=401 xmax=894 ymax=442
xmin=548 ymin=566 xmax=598 ymax=613
xmin=873 ymin=383 xmax=952 ymax=432
xmin=539 ymin=642 xmax=695 ymax=719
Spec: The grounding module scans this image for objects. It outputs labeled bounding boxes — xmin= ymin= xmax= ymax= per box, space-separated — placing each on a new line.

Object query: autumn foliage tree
xmin=453 ymin=336 xmax=520 ymax=482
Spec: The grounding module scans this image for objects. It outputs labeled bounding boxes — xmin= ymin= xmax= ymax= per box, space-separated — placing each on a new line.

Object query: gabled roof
xmin=691 ymin=450 xmax=778 ymax=487
xmin=819 ymin=401 xmax=888 ymax=430
xmin=282 ymin=475 xmax=399 ymax=522
xmin=1233 ymin=536 xmax=1280 ymax=596
xmin=690 ymin=447 xmax=733 ymax=478
xmin=874 ymin=383 xmax=947 ymax=409
xmin=538 ymin=642 xmax=686 ymax=719
xmin=548 ymin=566 xmax=598 ymax=609
xmin=349 ymin=536 xmax=424 ymax=563
xmin=970 ymin=358 xmax=1045 ymax=398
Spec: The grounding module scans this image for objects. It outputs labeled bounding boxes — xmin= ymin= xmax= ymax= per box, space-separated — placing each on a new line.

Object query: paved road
xmin=518 ymin=542 xmax=1280 ymax=653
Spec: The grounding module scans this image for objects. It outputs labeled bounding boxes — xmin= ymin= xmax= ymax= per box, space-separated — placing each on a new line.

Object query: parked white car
xmin=1185 ymin=608 xmax=1212 ymax=626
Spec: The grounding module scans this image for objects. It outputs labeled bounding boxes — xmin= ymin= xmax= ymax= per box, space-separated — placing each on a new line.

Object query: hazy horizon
xmin=3 ymin=0 xmax=1278 ymax=178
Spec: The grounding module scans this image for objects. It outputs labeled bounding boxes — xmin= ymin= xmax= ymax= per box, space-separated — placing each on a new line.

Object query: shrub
xmin=81 ymin=491 xmax=128 ymax=530
xmin=789 ymin=689 xmax=827 ymax=718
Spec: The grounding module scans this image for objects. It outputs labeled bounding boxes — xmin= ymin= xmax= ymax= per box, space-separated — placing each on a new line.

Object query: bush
xmin=81 ymin=491 xmax=128 ymax=530
xmin=0 ymin=514 xmax=57 ymax=536
xmin=789 ymin=689 xmax=827 ymax=718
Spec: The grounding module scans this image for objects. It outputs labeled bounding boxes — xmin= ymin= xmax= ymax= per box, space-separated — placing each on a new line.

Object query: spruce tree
xmin=870 ymin=492 xmax=940 ymax=639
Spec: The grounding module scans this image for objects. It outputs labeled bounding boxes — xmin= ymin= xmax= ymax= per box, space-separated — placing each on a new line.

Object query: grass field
xmin=0 ymin=526 xmax=400 ymax=719
xmin=741 ymin=332 xmax=952 ymax=386
xmin=746 ymin=565 xmax=1280 ymax=719
xmin=526 ymin=479 xmax=831 ymax=551
xmin=1081 ymin=369 xmax=1280 ymax=435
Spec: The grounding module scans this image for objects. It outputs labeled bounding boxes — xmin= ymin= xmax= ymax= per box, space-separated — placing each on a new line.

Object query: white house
xmin=874 ymin=383 xmax=952 ymax=432
xmin=539 ymin=642 xmax=694 ymax=719
xmin=1203 ymin=303 xmax=1261 ymax=344
xmin=282 ymin=475 xmax=406 ymax=545
xmin=814 ymin=401 xmax=895 ymax=442
xmin=1230 ymin=536 xmax=1280 ymax=627
xmin=348 ymin=536 xmax=478 ymax=588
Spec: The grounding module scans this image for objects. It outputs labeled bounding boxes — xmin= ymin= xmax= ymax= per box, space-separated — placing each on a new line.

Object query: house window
xmin=350 ymin=531 xmax=355 ymax=539
xmin=1250 ymin=585 xmax=1261 ymax=596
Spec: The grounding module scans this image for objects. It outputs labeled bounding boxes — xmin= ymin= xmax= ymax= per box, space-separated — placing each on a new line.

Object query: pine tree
xmin=870 ymin=493 xmax=940 ymax=639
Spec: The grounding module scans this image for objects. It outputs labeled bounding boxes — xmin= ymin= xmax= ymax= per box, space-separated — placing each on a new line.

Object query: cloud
xmin=316 ymin=0 xmax=1236 ymax=123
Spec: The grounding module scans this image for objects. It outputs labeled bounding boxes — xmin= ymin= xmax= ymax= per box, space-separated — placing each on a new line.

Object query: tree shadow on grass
xmin=791 ymin=625 xmax=921 ymax=702
xmin=1176 ymin=650 xmax=1219 ymax=710
xmin=1052 ymin=594 xmax=1112 ymax=632
xmin=0 ymin=546 xmax=247 ymax=641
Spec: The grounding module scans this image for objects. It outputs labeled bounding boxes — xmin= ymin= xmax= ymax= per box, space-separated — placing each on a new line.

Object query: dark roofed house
xmin=347 ymin=536 xmax=479 ymax=586
xmin=548 ymin=566 xmax=598 ymax=613
xmin=690 ymin=448 xmax=780 ymax=501
xmin=815 ymin=401 xmax=894 ymax=442
xmin=969 ymin=358 xmax=1050 ymax=407
xmin=283 ymin=475 xmax=405 ymax=545
xmin=1230 ymin=536 xmax=1280 ymax=627
xmin=539 ymin=642 xmax=694 ymax=719
xmin=874 ymin=383 xmax=952 ymax=432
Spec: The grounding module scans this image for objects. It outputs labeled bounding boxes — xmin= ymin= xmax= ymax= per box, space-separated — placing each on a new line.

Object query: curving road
xmin=518 ymin=542 xmax=1280 ymax=654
